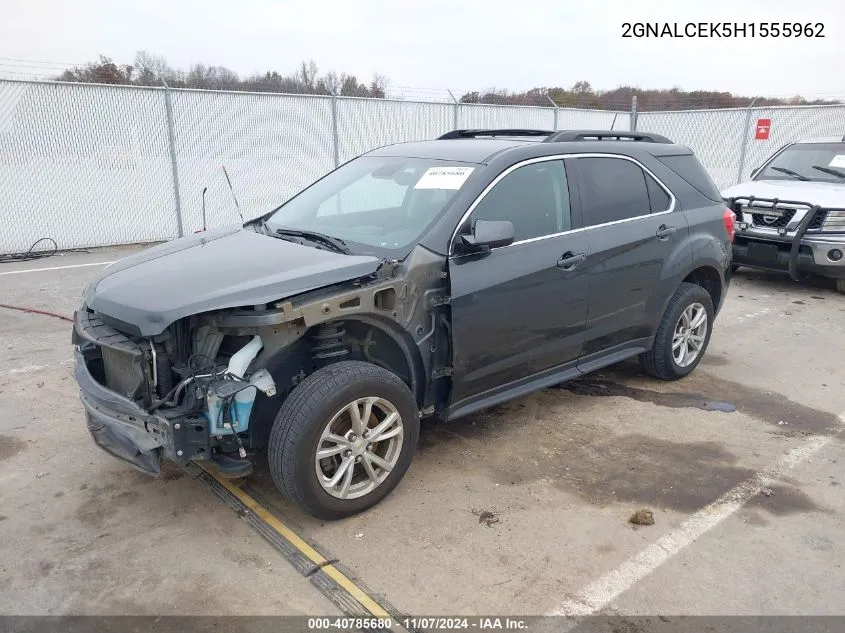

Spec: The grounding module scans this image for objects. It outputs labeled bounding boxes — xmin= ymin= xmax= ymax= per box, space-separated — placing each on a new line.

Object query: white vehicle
xmin=722 ymin=137 xmax=845 ymax=293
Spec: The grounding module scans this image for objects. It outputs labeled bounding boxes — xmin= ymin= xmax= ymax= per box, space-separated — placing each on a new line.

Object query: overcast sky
xmin=2 ymin=0 xmax=843 ymax=98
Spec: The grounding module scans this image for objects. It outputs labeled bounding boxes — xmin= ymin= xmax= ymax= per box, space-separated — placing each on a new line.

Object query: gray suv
xmin=73 ymin=129 xmax=733 ymax=519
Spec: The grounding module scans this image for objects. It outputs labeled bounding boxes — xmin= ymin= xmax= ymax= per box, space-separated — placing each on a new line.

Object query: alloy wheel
xmin=672 ymin=302 xmax=708 ymax=367
xmin=314 ymin=396 xmax=404 ymax=500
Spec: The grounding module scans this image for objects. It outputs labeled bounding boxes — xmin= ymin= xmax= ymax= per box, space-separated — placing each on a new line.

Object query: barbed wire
xmin=0 ymin=70 xmax=60 ymax=79
xmin=0 ymin=56 xmax=85 ymax=66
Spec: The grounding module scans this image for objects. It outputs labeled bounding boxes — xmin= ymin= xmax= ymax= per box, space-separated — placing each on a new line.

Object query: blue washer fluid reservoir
xmin=205 ymin=386 xmax=257 ymax=435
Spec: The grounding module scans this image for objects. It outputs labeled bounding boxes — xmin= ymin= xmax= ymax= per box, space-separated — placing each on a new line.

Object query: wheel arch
xmin=681 ymin=264 xmax=724 ymax=313
xmin=339 ymin=314 xmax=426 ymax=405
xmin=248 ymin=315 xmax=426 ymax=451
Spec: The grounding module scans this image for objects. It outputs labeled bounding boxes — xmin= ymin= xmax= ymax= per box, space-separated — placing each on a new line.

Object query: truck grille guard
xmin=726 ymin=196 xmax=839 ymax=282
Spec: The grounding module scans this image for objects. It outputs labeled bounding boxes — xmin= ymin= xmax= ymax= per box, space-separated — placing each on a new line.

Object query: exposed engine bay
xmin=149 ymin=325 xmax=278 ymax=458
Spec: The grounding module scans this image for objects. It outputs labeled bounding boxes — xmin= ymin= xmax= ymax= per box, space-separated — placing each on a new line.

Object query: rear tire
xmin=639 ymin=282 xmax=715 ymax=381
xmin=267 ymin=360 xmax=419 ymax=520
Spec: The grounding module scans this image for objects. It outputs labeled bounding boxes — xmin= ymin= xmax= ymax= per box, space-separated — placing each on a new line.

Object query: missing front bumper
xmin=75 ymin=346 xmax=210 ymax=473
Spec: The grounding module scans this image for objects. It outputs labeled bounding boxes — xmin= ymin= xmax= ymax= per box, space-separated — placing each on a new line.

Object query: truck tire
xmin=639 ymin=282 xmax=715 ymax=381
xmin=268 ymin=360 xmax=419 ymax=520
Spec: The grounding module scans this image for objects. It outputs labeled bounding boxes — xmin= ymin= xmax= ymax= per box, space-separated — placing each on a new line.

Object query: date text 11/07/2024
xmin=307 ymin=618 xmax=529 ymax=630
xmin=622 ymin=22 xmax=825 ymax=38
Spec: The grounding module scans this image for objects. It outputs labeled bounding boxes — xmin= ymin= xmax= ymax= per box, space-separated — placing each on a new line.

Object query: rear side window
xmin=657 ymin=154 xmax=722 ymax=202
xmin=646 ymin=173 xmax=671 ymax=212
xmin=575 ymin=157 xmax=651 ymax=226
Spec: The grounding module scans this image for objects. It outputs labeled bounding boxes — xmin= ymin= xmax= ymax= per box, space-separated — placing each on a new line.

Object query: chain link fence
xmin=1 ymin=78 xmax=844 ymax=253
xmin=0 ymin=81 xmax=177 ymax=253
xmin=637 ymin=104 xmax=845 ymax=190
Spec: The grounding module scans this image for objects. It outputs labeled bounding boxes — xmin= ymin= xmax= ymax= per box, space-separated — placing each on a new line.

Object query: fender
xmin=647 ymin=227 xmax=729 ymax=340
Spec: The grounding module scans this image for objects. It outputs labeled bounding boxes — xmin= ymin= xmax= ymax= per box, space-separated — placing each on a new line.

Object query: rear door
xmin=446 ymin=159 xmax=590 ymax=414
xmin=568 ymin=155 xmax=688 ymax=365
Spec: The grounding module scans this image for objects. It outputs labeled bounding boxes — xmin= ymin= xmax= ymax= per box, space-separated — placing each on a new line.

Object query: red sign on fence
xmin=755 ymin=118 xmax=771 ymax=140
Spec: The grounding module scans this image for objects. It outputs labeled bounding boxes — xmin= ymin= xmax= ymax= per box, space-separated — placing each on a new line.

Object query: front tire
xmin=639 ymin=282 xmax=715 ymax=381
xmin=268 ymin=361 xmax=419 ymax=520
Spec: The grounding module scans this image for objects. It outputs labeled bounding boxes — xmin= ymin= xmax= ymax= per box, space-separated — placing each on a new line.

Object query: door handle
xmin=656 ymin=224 xmax=677 ymax=240
xmin=557 ymin=251 xmax=586 ymax=270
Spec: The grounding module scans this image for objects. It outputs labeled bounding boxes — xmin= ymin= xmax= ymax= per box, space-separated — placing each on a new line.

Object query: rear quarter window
xmin=657 ymin=154 xmax=722 ymax=202
xmin=645 ymin=173 xmax=671 ymax=212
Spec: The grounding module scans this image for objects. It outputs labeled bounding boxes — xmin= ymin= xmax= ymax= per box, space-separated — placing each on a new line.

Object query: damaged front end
xmin=73 ymin=309 xmax=279 ymax=476
xmin=72 ymin=242 xmax=452 ymax=479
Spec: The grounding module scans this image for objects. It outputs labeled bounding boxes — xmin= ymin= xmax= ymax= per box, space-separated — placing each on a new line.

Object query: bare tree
xmin=320 ymin=71 xmax=341 ymax=95
xmin=185 ymin=64 xmax=239 ymax=90
xmin=369 ymin=73 xmax=388 ymax=99
xmin=53 ymin=51 xmax=391 ymax=98
xmin=133 ymin=51 xmax=181 ymax=86
xmin=297 ymin=60 xmax=319 ymax=92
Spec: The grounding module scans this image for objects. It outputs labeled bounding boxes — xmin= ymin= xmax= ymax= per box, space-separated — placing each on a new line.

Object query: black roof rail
xmin=437 ymin=129 xmax=554 ymax=140
xmin=544 ymin=130 xmax=673 ymax=144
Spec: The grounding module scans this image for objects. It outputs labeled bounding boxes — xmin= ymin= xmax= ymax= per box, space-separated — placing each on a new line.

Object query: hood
xmin=84 ymin=227 xmax=381 ymax=336
xmin=722 ymin=179 xmax=845 ymax=209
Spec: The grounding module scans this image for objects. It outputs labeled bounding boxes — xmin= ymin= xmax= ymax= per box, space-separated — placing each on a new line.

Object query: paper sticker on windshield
xmin=414 ymin=166 xmax=474 ymax=190
xmin=828 ymin=155 xmax=845 ymax=168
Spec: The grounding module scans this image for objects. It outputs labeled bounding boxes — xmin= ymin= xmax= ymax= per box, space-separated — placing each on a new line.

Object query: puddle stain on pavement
xmin=75 ymin=483 xmax=142 ymax=529
xmin=567 ymin=362 xmax=839 ymax=433
xmin=421 ymin=422 xmax=826 ymax=514
xmin=416 ymin=363 xmax=835 ymax=515
xmin=73 ymin=468 xmax=186 ymax=529
xmin=0 ymin=434 xmax=28 ymax=461
xmin=562 ymin=378 xmax=737 ymax=413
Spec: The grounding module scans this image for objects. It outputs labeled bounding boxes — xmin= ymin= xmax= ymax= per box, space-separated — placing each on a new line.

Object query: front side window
xmin=265 ymin=156 xmax=475 ymax=255
xmin=576 ymin=157 xmax=652 ymax=226
xmin=757 ymin=142 xmax=845 ymax=183
xmin=469 ymin=160 xmax=570 ymax=243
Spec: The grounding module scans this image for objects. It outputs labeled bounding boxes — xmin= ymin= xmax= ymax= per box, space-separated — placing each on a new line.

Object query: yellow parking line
xmin=202 ymin=466 xmax=392 ymax=619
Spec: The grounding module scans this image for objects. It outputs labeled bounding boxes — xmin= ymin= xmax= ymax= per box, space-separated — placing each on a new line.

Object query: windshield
xmin=757 ymin=143 xmax=845 ymax=183
xmin=264 ymin=156 xmax=476 ymax=256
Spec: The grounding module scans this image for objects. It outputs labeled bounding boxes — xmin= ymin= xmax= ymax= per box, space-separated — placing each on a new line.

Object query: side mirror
xmin=460 ymin=219 xmax=515 ymax=251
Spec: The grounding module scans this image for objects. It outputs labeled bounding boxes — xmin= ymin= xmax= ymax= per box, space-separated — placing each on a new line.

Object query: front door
xmin=446 ymin=159 xmax=589 ymax=415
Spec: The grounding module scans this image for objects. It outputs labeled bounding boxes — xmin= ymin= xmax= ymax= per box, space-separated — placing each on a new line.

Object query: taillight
xmin=723 ymin=208 xmax=736 ymax=242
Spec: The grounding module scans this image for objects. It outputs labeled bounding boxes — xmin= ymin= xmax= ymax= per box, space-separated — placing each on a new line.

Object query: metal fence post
xmin=547 ymin=93 xmax=559 ymax=130
xmin=330 ymin=92 xmax=340 ymax=168
xmin=162 ymin=82 xmax=184 ymax=238
xmin=735 ymin=97 xmax=760 ymax=185
xmin=448 ymin=90 xmax=459 ymax=129
xmin=630 ymin=95 xmax=638 ymax=131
